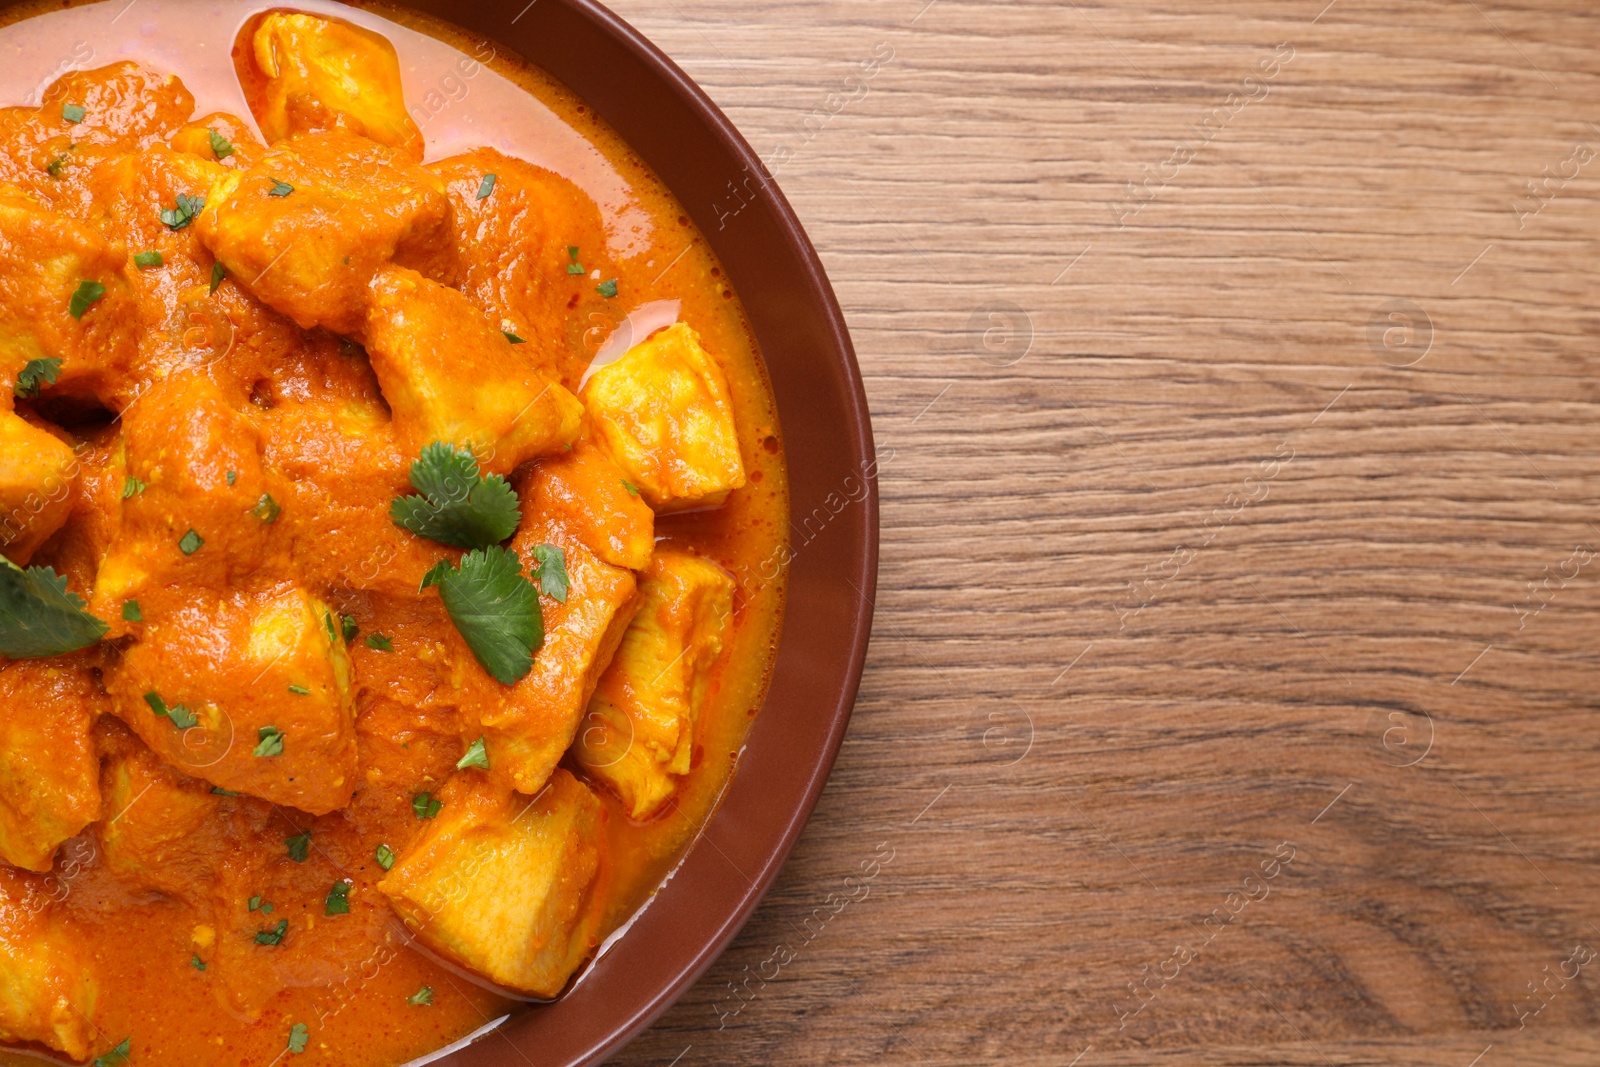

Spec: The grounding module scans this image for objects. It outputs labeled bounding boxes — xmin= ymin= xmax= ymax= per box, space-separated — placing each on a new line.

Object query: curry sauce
xmin=0 ymin=3 xmax=787 ymax=1064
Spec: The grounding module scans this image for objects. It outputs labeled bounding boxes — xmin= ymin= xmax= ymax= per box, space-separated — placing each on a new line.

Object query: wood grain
xmin=588 ymin=1 xmax=1600 ymax=1064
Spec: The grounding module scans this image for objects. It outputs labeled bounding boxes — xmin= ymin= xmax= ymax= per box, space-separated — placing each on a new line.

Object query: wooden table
xmin=601 ymin=2 xmax=1600 ymax=1064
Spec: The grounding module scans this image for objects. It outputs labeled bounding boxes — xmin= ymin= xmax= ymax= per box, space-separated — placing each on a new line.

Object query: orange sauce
xmin=0 ymin=2 xmax=788 ymax=1064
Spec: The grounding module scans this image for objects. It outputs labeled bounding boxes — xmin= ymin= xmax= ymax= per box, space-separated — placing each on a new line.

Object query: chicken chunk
xmin=576 ymin=550 xmax=734 ymax=819
xmin=90 ymin=373 xmax=273 ymax=616
xmin=0 ymin=659 xmax=102 ymax=871
xmin=0 ymin=867 xmax=97 ymax=1061
xmin=524 ymin=434 xmax=655 ymax=571
xmin=378 ymin=770 xmax=606 ymax=998
xmin=582 ymin=323 xmax=746 ymax=512
xmin=98 ymin=742 xmax=220 ymax=898
xmin=247 ymin=11 xmax=425 ymax=161
xmin=0 ymin=411 xmax=78 ymax=563
xmin=104 ymin=584 xmax=358 ymax=814
xmin=430 ymin=150 xmax=612 ymax=382
xmin=196 ymin=129 xmax=456 ymax=337
xmin=170 ymin=111 xmax=265 ymax=169
xmin=0 ymin=184 xmax=138 ymax=404
xmin=469 ymin=483 xmax=641 ymax=795
xmin=365 ymin=266 xmax=583 ymax=475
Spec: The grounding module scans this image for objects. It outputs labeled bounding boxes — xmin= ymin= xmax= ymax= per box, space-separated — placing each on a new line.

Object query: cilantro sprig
xmin=208 ymin=128 xmax=234 ymax=160
xmin=390 ymin=442 xmax=519 ymax=551
xmin=14 ymin=357 xmax=61 ymax=399
xmin=0 ymin=558 xmax=107 ymax=658
xmin=161 ymin=193 xmax=205 ymax=231
xmin=420 ymin=547 xmax=543 ymax=685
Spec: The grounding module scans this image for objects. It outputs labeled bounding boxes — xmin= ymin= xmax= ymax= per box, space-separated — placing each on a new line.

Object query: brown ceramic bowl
xmin=381 ymin=1 xmax=878 ymax=1063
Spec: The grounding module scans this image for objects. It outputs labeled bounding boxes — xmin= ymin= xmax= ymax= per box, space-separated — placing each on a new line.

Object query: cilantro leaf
xmin=341 ymin=614 xmax=359 ymax=642
xmin=502 ymin=330 xmax=525 ymax=344
xmin=92 ymin=1037 xmax=130 ymax=1067
xmin=0 ymin=558 xmax=107 ymax=658
xmin=324 ymin=880 xmax=350 ymax=915
xmin=390 ymin=442 xmax=519 ymax=551
xmin=476 ymin=173 xmax=496 ymax=200
xmin=192 ymin=953 xmax=206 ymax=970
xmin=45 ymin=151 xmax=70 ymax=178
xmin=412 ymin=791 xmax=441 ymax=819
xmin=407 ymin=986 xmax=435 ymax=1006
xmin=566 ymin=245 xmax=584 ymax=275
xmin=211 ymin=786 xmax=239 ymax=796
xmin=268 ymin=180 xmax=294 ymax=197
xmin=208 ymin=127 xmax=234 ymax=160
xmin=161 ymin=193 xmax=204 ymax=231
xmin=14 ymin=357 xmax=61 ymax=399
xmin=375 ymin=843 xmax=396 ymax=871
xmin=621 ymin=480 xmax=641 ymax=497
xmin=144 ymin=691 xmax=197 ymax=730
xmin=530 ymin=544 xmax=569 ymax=603
xmin=254 ymin=726 xmax=284 ymax=757
xmin=69 ymin=280 xmax=105 ymax=319
xmin=456 ymin=736 xmax=489 ymax=770
xmin=122 ymin=600 xmax=141 ymax=622
xmin=288 ymin=1022 xmax=309 ymax=1054
xmin=133 ymin=250 xmax=163 ymax=269
xmin=179 ymin=529 xmax=204 ymax=555
xmin=61 ymin=103 xmax=85 ymax=124
xmin=420 ymin=547 xmax=543 ymax=684
xmin=365 ymin=633 xmax=393 ymax=652
xmin=255 ymin=918 xmax=288 ymax=945
xmin=209 ymin=261 xmax=226 ymax=294
xmin=596 ymin=279 xmax=618 ymax=298
xmin=252 ymin=494 xmax=281 ymax=523
xmin=285 ymin=831 xmax=310 ymax=863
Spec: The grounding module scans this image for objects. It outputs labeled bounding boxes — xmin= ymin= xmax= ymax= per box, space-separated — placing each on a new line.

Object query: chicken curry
xmin=0 ymin=4 xmax=787 ymax=1064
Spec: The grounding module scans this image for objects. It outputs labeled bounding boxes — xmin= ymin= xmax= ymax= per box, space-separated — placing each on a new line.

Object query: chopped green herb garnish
xmin=254 ymin=726 xmax=284 ymax=758
xmin=0 ymin=559 xmax=106 ymax=658
xmin=252 ymin=494 xmax=281 ymax=523
xmin=211 ymin=786 xmax=239 ymax=796
xmin=160 ymin=193 xmax=204 ymax=231
xmin=122 ymin=600 xmax=142 ymax=622
xmin=365 ymin=633 xmax=393 ymax=652
xmin=421 ymin=548 xmax=544 ymax=685
xmin=69 ymin=279 xmax=105 ymax=319
xmin=566 ymin=245 xmax=584 ymax=274
xmin=45 ymin=151 xmax=70 ymax=177
xmin=375 ymin=844 xmax=396 ymax=871
xmin=407 ymin=986 xmax=435 ymax=1006
xmin=322 ymin=610 xmax=337 ymax=643
xmin=191 ymin=954 xmax=206 ymax=971
xmin=596 ymin=279 xmax=618 ymax=298
xmin=456 ymin=736 xmax=490 ymax=770
xmin=255 ymin=918 xmax=288 ymax=945
xmin=529 ymin=544 xmax=569 ymax=603
xmin=268 ymin=180 xmax=294 ymax=197
xmin=288 ymin=684 xmax=310 ymax=696
xmin=91 ymin=1037 xmax=130 ymax=1067
xmin=14 ymin=357 xmax=61 ymax=399
xmin=133 ymin=250 xmax=163 ymax=269
xmin=391 ymin=442 xmax=519 ymax=551
xmin=286 ymin=831 xmax=310 ymax=862
xmin=207 ymin=127 xmax=234 ymax=160
xmin=144 ymin=691 xmax=198 ymax=730
xmin=621 ymin=480 xmax=641 ymax=497
xmin=61 ymin=103 xmax=85 ymax=124
xmin=287 ymin=1022 xmax=309 ymax=1054
xmin=178 ymin=529 xmax=204 ymax=555
xmin=122 ymin=475 xmax=146 ymax=499
xmin=503 ymin=331 xmax=525 ymax=344
xmin=341 ymin=614 xmax=359 ymax=643
xmin=476 ymin=173 xmax=496 ymax=200
xmin=209 ymin=261 xmax=226 ymax=293
xmin=248 ymin=894 xmax=264 ymax=911
xmin=413 ymin=791 xmax=442 ymax=819
xmin=226 ymin=470 xmax=237 ymax=486
xmin=324 ymin=880 xmax=350 ymax=916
